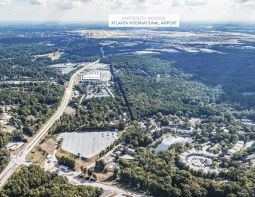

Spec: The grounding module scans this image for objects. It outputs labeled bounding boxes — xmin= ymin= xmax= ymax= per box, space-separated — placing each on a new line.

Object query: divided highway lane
xmin=0 ymin=60 xmax=99 ymax=188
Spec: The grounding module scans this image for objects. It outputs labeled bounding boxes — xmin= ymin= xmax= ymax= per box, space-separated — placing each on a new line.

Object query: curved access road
xmin=0 ymin=60 xmax=99 ymax=188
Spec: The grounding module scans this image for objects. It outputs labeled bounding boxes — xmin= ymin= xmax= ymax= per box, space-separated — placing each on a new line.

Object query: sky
xmin=0 ymin=0 xmax=255 ymax=23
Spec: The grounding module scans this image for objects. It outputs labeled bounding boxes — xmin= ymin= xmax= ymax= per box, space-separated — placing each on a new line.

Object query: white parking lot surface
xmin=58 ymin=131 xmax=118 ymax=158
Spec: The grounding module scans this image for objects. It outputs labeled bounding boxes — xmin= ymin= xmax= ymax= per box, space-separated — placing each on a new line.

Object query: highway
xmin=0 ymin=60 xmax=99 ymax=188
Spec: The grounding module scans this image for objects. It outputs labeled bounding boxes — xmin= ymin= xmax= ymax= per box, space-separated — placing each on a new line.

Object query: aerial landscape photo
xmin=0 ymin=0 xmax=255 ymax=197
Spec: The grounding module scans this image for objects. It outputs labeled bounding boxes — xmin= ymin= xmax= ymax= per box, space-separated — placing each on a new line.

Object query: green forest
xmin=0 ymin=83 xmax=64 ymax=136
xmin=119 ymin=147 xmax=255 ymax=197
xmin=1 ymin=26 xmax=255 ymax=197
xmin=53 ymin=95 xmax=127 ymax=133
xmin=0 ymin=44 xmax=63 ymax=81
xmin=0 ymin=165 xmax=103 ymax=197
xmin=157 ymin=49 xmax=255 ymax=110
xmin=104 ymin=55 xmax=228 ymax=120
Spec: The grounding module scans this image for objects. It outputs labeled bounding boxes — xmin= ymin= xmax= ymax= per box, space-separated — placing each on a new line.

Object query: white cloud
xmin=29 ymin=0 xmax=48 ymax=6
xmin=0 ymin=0 xmax=10 ymax=5
xmin=0 ymin=0 xmax=254 ymax=23
xmin=185 ymin=0 xmax=207 ymax=6
xmin=28 ymin=0 xmax=91 ymax=9
xmin=239 ymin=0 xmax=255 ymax=6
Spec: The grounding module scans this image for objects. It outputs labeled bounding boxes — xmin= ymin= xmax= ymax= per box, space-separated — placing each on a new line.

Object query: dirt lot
xmin=96 ymin=171 xmax=115 ymax=182
xmin=64 ymin=106 xmax=76 ymax=115
xmin=48 ymin=52 xmax=63 ymax=60
xmin=26 ymin=139 xmax=56 ymax=166
xmin=35 ymin=51 xmax=63 ymax=61
xmin=0 ymin=125 xmax=16 ymax=133
xmin=40 ymin=138 xmax=56 ymax=154
xmin=27 ymin=146 xmax=47 ymax=166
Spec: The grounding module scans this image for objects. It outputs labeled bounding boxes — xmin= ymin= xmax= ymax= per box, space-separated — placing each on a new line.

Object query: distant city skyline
xmin=0 ymin=0 xmax=255 ymax=23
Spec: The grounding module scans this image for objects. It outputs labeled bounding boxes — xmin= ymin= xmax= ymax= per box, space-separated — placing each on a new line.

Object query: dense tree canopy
xmin=0 ymin=83 xmax=64 ymax=136
xmin=0 ymin=165 xmax=103 ymax=197
xmin=106 ymin=55 xmax=226 ymax=120
xmin=54 ymin=96 xmax=127 ymax=133
xmin=118 ymin=148 xmax=255 ymax=197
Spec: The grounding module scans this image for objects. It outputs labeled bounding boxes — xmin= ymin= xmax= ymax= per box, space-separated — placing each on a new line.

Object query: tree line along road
xmin=0 ymin=60 xmax=99 ymax=188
